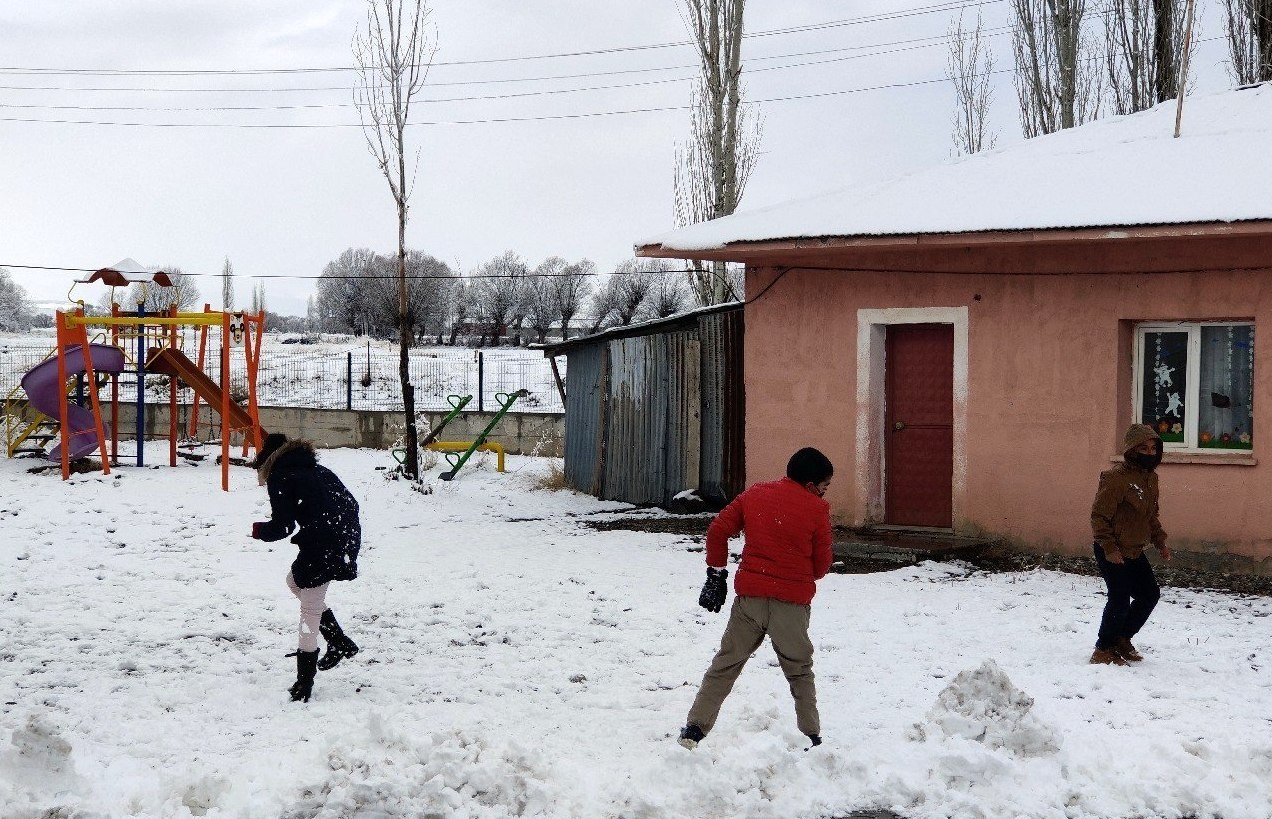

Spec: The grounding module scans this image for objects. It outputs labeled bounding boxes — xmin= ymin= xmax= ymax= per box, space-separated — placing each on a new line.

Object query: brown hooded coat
xmin=1090 ymin=424 xmax=1167 ymax=560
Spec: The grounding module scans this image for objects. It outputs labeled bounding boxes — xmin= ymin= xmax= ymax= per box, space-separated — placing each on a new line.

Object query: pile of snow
xmin=908 ymin=658 xmax=1060 ymax=757
xmin=0 ymin=714 xmax=85 ymax=806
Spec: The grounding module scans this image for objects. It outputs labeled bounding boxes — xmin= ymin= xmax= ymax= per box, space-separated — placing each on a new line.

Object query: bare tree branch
xmin=1103 ymin=0 xmax=1184 ymax=115
xmin=674 ymin=0 xmax=761 ymax=306
xmin=1223 ymin=0 xmax=1272 ymax=84
xmin=1012 ymin=0 xmax=1102 ymax=137
xmin=947 ymin=6 xmax=999 ymax=155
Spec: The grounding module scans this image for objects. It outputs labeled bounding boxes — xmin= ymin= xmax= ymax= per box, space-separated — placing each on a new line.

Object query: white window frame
xmin=1133 ymin=321 xmax=1254 ymax=452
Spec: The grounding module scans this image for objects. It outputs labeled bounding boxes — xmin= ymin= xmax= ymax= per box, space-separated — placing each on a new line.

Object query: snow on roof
xmin=78 ymin=258 xmax=173 ymax=287
xmin=640 ymin=83 xmax=1272 ymax=254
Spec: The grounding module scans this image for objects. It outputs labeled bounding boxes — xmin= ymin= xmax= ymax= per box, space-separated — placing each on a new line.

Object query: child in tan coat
xmin=1089 ymin=423 xmax=1171 ymax=665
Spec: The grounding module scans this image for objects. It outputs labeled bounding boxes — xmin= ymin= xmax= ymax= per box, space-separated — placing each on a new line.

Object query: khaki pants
xmin=686 ymin=595 xmax=819 ymax=737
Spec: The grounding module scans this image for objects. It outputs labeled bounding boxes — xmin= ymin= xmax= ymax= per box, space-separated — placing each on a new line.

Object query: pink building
xmin=638 ymin=84 xmax=1272 ymax=574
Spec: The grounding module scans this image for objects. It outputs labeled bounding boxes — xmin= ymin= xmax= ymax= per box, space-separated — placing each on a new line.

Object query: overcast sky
xmin=0 ymin=1 xmax=1233 ymax=317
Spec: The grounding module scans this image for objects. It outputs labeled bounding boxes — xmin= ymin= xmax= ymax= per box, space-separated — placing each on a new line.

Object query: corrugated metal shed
xmin=697 ymin=308 xmax=744 ymax=504
xmin=561 ymin=343 xmax=604 ymax=495
xmin=538 ymin=303 xmax=743 ymax=508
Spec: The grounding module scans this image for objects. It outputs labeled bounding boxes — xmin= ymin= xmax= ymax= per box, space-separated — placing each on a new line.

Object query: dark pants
xmin=1092 ymin=543 xmax=1160 ymax=649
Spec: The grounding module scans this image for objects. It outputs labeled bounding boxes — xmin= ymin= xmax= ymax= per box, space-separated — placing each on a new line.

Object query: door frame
xmin=855 ymin=307 xmax=968 ymax=529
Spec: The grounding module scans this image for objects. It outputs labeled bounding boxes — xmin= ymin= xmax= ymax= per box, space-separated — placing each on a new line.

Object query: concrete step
xmin=832 ymin=527 xmax=990 ymax=568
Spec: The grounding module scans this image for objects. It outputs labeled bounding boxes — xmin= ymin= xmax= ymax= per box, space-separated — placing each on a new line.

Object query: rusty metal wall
xmin=561 ymin=344 xmax=605 ymax=495
xmin=698 ymin=309 xmax=745 ymax=503
xmin=555 ymin=305 xmax=744 ymax=507
xmin=599 ymin=330 xmax=700 ymax=506
xmin=661 ymin=332 xmax=701 ymax=505
xmin=601 ymin=335 xmax=665 ymax=504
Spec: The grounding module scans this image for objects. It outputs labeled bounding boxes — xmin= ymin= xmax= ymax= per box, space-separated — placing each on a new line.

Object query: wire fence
xmin=0 ymin=341 xmax=565 ymax=414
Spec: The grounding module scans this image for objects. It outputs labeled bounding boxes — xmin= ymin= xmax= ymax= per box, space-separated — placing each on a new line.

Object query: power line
xmin=0 ymin=28 xmax=1028 ymax=114
xmin=0 ymin=34 xmax=1225 ymax=129
xmin=0 ymin=1 xmax=1006 ymax=78
xmin=0 ymin=26 xmax=1006 ymax=99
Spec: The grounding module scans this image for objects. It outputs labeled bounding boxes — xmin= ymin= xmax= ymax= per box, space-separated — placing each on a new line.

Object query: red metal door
xmin=885 ymin=324 xmax=953 ymax=527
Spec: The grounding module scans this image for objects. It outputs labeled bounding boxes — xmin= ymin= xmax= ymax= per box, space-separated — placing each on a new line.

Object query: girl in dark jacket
xmin=250 ymin=433 xmax=361 ymax=702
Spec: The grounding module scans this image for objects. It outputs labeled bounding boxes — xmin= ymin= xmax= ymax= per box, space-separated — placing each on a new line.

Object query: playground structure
xmin=438 ymin=389 xmax=526 ymax=480
xmin=389 ymin=389 xmax=526 ymax=480
xmin=3 ymin=259 xmax=266 ymax=491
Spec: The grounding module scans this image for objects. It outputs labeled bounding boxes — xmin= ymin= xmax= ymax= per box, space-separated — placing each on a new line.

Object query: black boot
xmin=289 ymin=649 xmax=319 ymax=702
xmin=317 ymin=609 xmax=359 ymax=671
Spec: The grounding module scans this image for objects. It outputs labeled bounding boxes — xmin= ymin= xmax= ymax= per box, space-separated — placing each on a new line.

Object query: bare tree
xmin=642 ymin=263 xmax=692 ymax=320
xmin=1011 ymin=0 xmax=1102 ymax=137
xmin=220 ymin=256 xmax=236 ymax=311
xmin=1152 ymin=0 xmax=1184 ymax=100
xmin=125 ymin=266 xmax=201 ymax=314
xmin=315 ymin=248 xmax=378 ymax=335
xmin=1223 ymin=0 xmax=1272 ymax=84
xmin=0 ymin=268 xmax=33 ymax=332
xmin=674 ymin=0 xmax=761 ymax=307
xmin=553 ymin=258 xmax=594 ymax=341
xmin=353 ymin=0 xmax=436 ymax=480
xmin=947 ymin=6 xmax=998 ymax=155
xmin=524 ymin=257 xmax=565 ymax=344
xmin=362 ymin=253 xmax=402 ymax=337
xmin=448 ymin=278 xmax=473 ymax=345
xmin=357 ymin=250 xmax=454 ymax=341
xmin=406 ymin=251 xmax=457 ymax=342
xmin=586 ymin=276 xmax=623 ymax=334
xmin=250 ymin=281 xmax=267 ymax=315
xmin=1103 ymin=0 xmax=1185 ymax=115
xmin=472 ymin=251 xmax=528 ymax=346
xmin=609 ymin=259 xmax=663 ymax=326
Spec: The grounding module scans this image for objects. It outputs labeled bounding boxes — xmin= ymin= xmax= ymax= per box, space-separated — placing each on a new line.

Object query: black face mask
xmin=1128 ymin=449 xmax=1162 ymax=471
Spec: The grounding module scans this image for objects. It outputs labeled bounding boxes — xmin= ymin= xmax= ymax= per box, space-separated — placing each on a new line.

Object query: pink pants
xmin=286 ymin=571 xmax=330 ymax=652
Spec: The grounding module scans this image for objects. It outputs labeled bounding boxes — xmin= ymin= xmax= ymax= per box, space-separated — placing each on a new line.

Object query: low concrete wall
xmin=11 ymin=402 xmax=564 ymax=457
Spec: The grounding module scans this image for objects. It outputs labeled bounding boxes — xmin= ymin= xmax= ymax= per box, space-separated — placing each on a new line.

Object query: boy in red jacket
xmin=678 ymin=447 xmax=834 ymax=750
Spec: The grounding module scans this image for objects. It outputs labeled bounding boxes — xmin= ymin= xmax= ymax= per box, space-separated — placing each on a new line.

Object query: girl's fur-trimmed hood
xmin=257 ymin=439 xmax=317 ymax=485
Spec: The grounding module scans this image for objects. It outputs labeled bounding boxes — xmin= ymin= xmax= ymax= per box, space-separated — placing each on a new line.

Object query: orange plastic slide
xmin=146 ymin=347 xmax=255 ymax=432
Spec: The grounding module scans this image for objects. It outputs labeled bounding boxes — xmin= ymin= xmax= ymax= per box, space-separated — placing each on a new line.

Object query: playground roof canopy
xmin=78 ymin=258 xmax=172 ymax=288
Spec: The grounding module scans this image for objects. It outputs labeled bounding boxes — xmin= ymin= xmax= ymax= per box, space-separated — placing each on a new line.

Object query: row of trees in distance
xmin=310 ymin=248 xmax=734 ymax=345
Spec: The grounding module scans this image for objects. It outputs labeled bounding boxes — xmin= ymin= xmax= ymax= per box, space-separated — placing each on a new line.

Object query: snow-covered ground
xmin=2 ymin=444 xmax=1271 ymax=818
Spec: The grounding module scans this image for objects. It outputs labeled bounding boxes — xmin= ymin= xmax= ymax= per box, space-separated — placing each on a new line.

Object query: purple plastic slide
xmin=21 ymin=344 xmax=127 ymax=461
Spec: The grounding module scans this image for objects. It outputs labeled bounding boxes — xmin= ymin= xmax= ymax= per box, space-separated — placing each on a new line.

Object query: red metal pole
xmin=245 ymin=311 xmax=265 ymax=449
xmin=80 ymin=315 xmax=110 ymax=477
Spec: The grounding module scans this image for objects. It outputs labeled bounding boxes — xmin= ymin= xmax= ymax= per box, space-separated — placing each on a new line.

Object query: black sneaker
xmin=678 ymin=724 xmax=705 ymax=749
xmin=805 ymin=734 xmax=822 ymax=750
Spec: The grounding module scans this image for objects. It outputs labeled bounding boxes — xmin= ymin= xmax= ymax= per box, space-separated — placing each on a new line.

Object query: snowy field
xmin=0 ymin=333 xmax=564 ymax=414
xmin=2 ymin=444 xmax=1272 ymax=819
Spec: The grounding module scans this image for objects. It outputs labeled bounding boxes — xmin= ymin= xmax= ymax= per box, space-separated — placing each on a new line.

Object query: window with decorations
xmin=1134 ymin=323 xmax=1254 ymax=451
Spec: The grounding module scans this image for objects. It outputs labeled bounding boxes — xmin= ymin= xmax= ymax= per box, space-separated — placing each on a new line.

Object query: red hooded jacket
xmin=706 ymin=477 xmax=833 ymax=605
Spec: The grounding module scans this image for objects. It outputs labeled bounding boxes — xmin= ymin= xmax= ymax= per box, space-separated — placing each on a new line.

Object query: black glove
xmin=698 ymin=567 xmax=729 ymax=613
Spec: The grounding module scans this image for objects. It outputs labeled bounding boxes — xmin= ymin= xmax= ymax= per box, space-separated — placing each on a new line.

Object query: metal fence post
xmin=346 ymin=351 xmax=353 ymax=411
xmin=477 ymin=350 xmax=484 ymax=412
